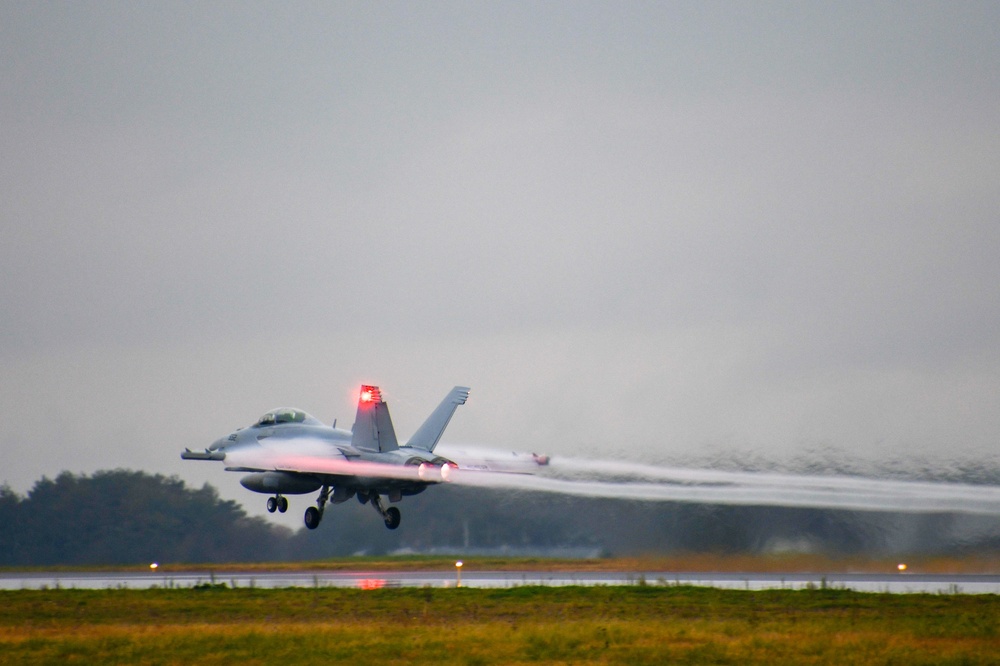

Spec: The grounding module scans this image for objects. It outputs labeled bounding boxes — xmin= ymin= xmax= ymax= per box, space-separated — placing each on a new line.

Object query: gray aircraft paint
xmin=183 ymin=385 xmax=471 ymax=530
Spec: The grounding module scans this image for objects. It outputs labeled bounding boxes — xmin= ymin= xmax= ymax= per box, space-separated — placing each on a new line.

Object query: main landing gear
xmin=357 ymin=491 xmax=401 ymax=530
xmin=266 ymin=495 xmax=288 ymax=513
xmin=304 ymin=485 xmax=331 ymax=530
xmin=302 ymin=487 xmax=402 ymax=530
xmin=383 ymin=506 xmax=401 ymax=530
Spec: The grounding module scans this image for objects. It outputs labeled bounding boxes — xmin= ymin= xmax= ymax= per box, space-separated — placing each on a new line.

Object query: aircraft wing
xmin=222 ymin=445 xmax=446 ymax=482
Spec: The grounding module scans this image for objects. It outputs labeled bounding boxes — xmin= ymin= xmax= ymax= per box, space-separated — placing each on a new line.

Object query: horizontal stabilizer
xmin=406 ymin=386 xmax=470 ymax=452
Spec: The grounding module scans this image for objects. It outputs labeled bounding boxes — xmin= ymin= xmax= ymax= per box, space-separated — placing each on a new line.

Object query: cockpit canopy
xmin=253 ymin=408 xmax=322 ymax=427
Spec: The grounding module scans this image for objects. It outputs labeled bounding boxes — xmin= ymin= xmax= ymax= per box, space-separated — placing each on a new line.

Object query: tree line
xmin=1 ymin=469 xmax=997 ymax=566
xmin=0 ymin=471 xmax=293 ymax=565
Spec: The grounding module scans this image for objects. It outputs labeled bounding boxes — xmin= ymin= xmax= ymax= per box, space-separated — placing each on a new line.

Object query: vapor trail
xmin=446 ymin=455 xmax=1000 ymax=515
xmin=551 ymin=457 xmax=996 ymax=501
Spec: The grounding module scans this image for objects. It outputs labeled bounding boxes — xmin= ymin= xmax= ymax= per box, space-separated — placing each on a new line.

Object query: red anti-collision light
xmin=360 ymin=385 xmax=381 ymax=403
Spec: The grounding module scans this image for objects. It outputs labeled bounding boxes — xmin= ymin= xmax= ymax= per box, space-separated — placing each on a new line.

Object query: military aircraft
xmin=182 ymin=385 xmax=472 ymax=530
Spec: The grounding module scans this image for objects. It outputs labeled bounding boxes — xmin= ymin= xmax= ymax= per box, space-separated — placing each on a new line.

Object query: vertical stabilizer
xmin=350 ymin=385 xmax=399 ymax=452
xmin=406 ymin=386 xmax=470 ymax=452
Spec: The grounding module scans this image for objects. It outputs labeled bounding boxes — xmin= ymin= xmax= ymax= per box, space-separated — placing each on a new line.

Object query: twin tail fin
xmin=350 ymin=385 xmax=470 ymax=453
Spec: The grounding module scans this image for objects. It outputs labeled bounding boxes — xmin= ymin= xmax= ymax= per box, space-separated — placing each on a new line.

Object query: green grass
xmin=2 ymin=586 xmax=998 ymax=664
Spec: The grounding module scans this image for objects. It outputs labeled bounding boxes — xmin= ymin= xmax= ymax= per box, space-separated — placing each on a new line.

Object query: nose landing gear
xmin=266 ymin=495 xmax=289 ymax=513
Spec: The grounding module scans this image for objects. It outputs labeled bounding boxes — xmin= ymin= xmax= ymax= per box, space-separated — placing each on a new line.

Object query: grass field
xmin=2 ymin=584 xmax=998 ymax=664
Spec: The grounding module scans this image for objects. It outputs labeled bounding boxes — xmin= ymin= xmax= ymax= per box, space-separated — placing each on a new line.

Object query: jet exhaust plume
xmin=444 ymin=451 xmax=1000 ymax=516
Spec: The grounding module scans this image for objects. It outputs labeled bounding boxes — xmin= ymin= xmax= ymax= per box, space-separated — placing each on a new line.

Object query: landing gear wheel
xmin=304 ymin=506 xmax=322 ymax=530
xmin=277 ymin=496 xmax=288 ymax=513
xmin=384 ymin=506 xmax=401 ymax=530
xmin=266 ymin=497 xmax=277 ymax=513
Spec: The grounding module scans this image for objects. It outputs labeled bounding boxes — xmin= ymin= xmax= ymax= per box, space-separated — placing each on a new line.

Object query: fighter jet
xmin=182 ymin=385 xmax=470 ymax=530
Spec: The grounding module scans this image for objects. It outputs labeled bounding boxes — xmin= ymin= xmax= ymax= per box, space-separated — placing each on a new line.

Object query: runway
xmin=3 ymin=569 xmax=999 ymax=594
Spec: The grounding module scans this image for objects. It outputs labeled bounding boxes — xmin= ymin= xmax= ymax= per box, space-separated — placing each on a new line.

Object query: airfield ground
xmin=2 ymin=584 xmax=998 ymax=664
xmin=3 ymin=554 xmax=1000 ymax=664
xmin=8 ymin=552 xmax=998 ymax=575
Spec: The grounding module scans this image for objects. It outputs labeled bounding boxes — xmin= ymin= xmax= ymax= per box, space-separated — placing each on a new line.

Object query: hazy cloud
xmin=2 ymin=3 xmax=998 ymax=525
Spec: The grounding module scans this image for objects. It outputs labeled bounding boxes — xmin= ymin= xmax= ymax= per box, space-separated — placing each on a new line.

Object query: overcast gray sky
xmin=2 ymin=2 xmax=998 ymax=523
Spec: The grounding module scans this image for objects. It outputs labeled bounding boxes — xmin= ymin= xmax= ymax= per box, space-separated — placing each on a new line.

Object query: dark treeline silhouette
xmin=0 ymin=470 xmax=293 ymax=565
xmin=2 ymin=470 xmax=998 ymax=565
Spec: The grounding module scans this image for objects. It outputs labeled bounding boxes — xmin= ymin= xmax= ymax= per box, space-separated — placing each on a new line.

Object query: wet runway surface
xmin=3 ymin=569 xmax=999 ymax=594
